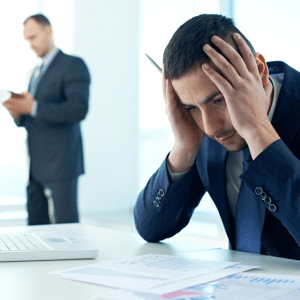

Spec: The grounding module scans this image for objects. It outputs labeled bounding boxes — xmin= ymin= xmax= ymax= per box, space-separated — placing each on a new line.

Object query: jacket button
xmin=153 ymin=200 xmax=160 ymax=207
xmin=255 ymin=187 xmax=263 ymax=195
xmin=268 ymin=204 xmax=277 ymax=212
xmin=158 ymin=189 xmax=165 ymax=197
xmin=260 ymin=192 xmax=267 ymax=201
xmin=264 ymin=196 xmax=272 ymax=205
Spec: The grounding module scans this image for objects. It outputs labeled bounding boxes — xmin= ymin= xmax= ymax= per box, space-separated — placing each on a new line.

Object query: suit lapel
xmin=35 ymin=50 xmax=64 ymax=98
xmin=268 ymin=61 xmax=300 ymax=147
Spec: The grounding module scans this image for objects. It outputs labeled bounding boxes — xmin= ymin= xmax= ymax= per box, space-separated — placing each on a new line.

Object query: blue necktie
xmin=28 ymin=63 xmax=43 ymax=97
xmin=235 ymin=147 xmax=262 ymax=254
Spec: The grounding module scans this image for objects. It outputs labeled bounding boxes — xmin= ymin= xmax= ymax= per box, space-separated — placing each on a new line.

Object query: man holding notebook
xmin=3 ymin=14 xmax=90 ymax=225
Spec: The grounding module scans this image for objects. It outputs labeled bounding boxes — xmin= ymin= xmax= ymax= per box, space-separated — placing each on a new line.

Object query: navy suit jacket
xmin=134 ymin=61 xmax=300 ymax=260
xmin=18 ymin=50 xmax=90 ymax=182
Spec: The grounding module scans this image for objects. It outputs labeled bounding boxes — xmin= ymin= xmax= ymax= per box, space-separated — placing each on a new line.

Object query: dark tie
xmin=28 ymin=63 xmax=44 ymax=96
xmin=235 ymin=147 xmax=262 ymax=254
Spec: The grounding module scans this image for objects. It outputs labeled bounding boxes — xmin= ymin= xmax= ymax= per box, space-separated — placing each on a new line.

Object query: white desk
xmin=1 ymin=224 xmax=299 ymax=300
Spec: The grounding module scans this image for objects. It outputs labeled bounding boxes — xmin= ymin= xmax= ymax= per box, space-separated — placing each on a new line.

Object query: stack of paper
xmin=50 ymin=254 xmax=257 ymax=295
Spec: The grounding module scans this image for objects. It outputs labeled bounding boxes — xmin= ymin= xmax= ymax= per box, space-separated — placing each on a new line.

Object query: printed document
xmin=50 ymin=254 xmax=258 ymax=294
xmin=98 ymin=271 xmax=300 ymax=300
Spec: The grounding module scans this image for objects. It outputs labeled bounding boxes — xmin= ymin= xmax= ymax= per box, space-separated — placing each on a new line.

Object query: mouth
xmin=216 ymin=131 xmax=236 ymax=142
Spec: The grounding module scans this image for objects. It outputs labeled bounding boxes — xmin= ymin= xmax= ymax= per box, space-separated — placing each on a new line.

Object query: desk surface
xmin=1 ymin=224 xmax=299 ymax=300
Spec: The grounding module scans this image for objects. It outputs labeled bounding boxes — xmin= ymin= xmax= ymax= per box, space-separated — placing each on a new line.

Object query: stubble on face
xmin=211 ymin=128 xmax=248 ymax=152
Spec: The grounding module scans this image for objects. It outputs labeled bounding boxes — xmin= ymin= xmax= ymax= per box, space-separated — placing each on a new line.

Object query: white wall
xmin=235 ymin=0 xmax=300 ymax=71
xmin=72 ymin=0 xmax=141 ymax=212
xmin=0 ymin=1 xmax=38 ymax=200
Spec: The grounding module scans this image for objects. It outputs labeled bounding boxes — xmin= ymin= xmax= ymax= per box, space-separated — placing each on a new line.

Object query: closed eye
xmin=180 ymin=103 xmax=197 ymax=111
xmin=213 ymin=97 xmax=226 ymax=105
xmin=186 ymin=106 xmax=198 ymax=112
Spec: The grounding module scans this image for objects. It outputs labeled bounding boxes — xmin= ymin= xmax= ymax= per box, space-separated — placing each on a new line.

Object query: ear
xmin=45 ymin=25 xmax=53 ymax=39
xmin=254 ymin=53 xmax=269 ymax=86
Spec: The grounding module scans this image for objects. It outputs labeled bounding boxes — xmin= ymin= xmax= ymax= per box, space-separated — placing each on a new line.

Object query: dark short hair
xmin=163 ymin=14 xmax=255 ymax=80
xmin=24 ymin=14 xmax=51 ymax=28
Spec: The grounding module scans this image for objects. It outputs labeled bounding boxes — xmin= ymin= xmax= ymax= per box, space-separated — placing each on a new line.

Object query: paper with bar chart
xmin=98 ymin=272 xmax=300 ymax=300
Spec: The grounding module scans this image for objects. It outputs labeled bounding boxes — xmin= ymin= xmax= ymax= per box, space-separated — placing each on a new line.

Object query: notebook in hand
xmin=0 ymin=90 xmax=23 ymax=104
xmin=0 ymin=231 xmax=99 ymax=262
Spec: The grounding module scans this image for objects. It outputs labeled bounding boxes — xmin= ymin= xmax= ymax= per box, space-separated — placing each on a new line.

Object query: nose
xmin=201 ymin=109 xmax=224 ymax=137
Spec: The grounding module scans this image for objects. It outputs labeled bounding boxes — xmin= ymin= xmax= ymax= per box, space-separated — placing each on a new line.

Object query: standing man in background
xmin=3 ymin=14 xmax=90 ymax=225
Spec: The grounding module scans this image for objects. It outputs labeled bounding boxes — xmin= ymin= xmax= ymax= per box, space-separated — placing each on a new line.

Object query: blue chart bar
xmin=266 ymin=279 xmax=276 ymax=285
xmin=234 ymin=274 xmax=295 ymax=285
xmin=230 ymin=273 xmax=298 ymax=288
xmin=247 ymin=276 xmax=295 ymax=286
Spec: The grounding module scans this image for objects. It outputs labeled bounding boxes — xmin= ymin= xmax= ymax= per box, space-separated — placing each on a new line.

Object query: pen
xmin=145 ymin=53 xmax=162 ymax=73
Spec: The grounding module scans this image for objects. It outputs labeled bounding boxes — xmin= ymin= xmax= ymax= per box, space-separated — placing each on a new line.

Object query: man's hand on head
xmin=201 ymin=33 xmax=280 ymax=159
xmin=163 ymin=66 xmax=206 ymax=173
xmin=3 ymin=92 xmax=34 ymax=117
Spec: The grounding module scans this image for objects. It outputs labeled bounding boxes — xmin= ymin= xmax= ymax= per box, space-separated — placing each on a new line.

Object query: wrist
xmin=244 ymin=122 xmax=280 ymax=159
xmin=168 ymin=143 xmax=200 ymax=173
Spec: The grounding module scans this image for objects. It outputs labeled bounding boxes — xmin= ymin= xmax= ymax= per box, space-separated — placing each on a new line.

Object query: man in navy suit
xmin=134 ymin=14 xmax=300 ymax=259
xmin=3 ymin=14 xmax=90 ymax=225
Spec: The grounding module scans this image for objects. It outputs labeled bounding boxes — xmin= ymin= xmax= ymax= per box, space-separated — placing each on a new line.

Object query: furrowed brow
xmin=180 ymin=91 xmax=222 ymax=107
xmin=202 ymin=91 xmax=222 ymax=105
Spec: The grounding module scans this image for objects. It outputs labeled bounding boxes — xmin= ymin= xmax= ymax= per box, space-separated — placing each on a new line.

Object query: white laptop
xmin=0 ymin=231 xmax=99 ymax=262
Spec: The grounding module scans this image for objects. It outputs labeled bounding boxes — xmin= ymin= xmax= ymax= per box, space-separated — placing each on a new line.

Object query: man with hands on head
xmin=3 ymin=14 xmax=90 ymax=225
xmin=134 ymin=14 xmax=300 ymax=259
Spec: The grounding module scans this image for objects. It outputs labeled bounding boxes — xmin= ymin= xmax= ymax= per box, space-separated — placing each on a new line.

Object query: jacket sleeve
xmin=134 ymin=155 xmax=206 ymax=242
xmin=35 ymin=57 xmax=90 ymax=124
xmin=241 ymin=139 xmax=300 ymax=246
xmin=14 ymin=115 xmax=25 ymax=127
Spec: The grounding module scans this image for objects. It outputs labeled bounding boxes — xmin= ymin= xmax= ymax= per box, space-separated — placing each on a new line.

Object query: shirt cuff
xmin=166 ymin=162 xmax=190 ymax=183
xmin=30 ymin=100 xmax=38 ymax=117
